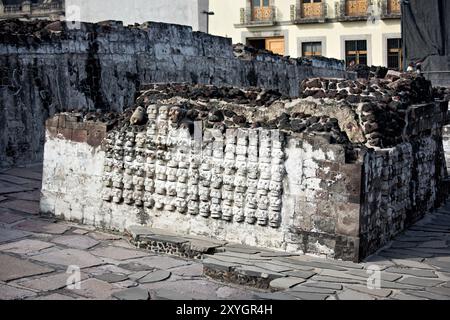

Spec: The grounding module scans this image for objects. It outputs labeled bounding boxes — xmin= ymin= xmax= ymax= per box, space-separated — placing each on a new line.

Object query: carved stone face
xmin=176 ymin=184 xmax=188 ymax=198
xmin=245 ymin=208 xmax=256 ymax=224
xmin=188 ymin=200 xmax=199 ymax=215
xmin=210 ymin=189 xmax=221 ymax=199
xmin=199 ymin=202 xmax=210 ymax=216
xmin=147 ymin=104 xmax=158 ymax=119
xmin=112 ymin=189 xmax=123 ymax=203
xmin=233 ymin=207 xmax=244 ymax=222
xmin=256 ymin=209 xmax=268 ymax=226
xmin=167 ymin=181 xmax=177 ymax=196
xmin=269 ymin=181 xmax=283 ymax=194
xmin=222 ymin=206 xmax=233 ymax=221
xmin=155 ymin=180 xmax=166 ymax=195
xmin=159 ymin=105 xmax=169 ymax=120
xmin=245 ymin=193 xmax=257 ymax=208
xmin=257 ymin=179 xmax=270 ymax=193
xmin=258 ymin=195 xmax=270 ymax=210
xmin=144 ymin=195 xmax=155 ymax=208
xmin=169 ymin=106 xmax=183 ymax=123
xmin=199 ymin=186 xmax=210 ymax=202
xmin=135 ymin=133 xmax=146 ymax=148
xmin=123 ymin=190 xmax=134 ymax=205
xmin=102 ymin=189 xmax=112 ymax=202
xmin=144 ymin=178 xmax=155 ymax=192
xmin=154 ymin=195 xmax=165 ymax=210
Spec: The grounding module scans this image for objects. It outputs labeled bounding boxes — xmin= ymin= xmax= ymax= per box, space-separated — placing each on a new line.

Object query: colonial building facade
xmin=209 ymin=0 xmax=402 ymax=69
xmin=0 ymin=0 xmax=64 ymax=21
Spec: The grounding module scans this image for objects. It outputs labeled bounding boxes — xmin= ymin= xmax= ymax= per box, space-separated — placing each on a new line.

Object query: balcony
xmin=291 ymin=1 xmax=327 ymax=24
xmin=239 ymin=6 xmax=276 ymax=27
xmin=336 ymin=0 xmax=370 ymax=22
xmin=1 ymin=1 xmax=64 ymax=19
xmin=380 ymin=0 xmax=401 ymax=19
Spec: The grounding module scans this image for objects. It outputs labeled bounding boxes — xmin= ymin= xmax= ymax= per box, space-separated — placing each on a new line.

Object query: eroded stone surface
xmin=0 ymin=254 xmax=54 ymax=281
xmin=31 ymin=249 xmax=104 ymax=268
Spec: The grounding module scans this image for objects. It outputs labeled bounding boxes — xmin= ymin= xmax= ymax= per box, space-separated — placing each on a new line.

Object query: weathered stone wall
xmin=0 ymin=20 xmax=347 ymax=168
xmin=40 ymin=112 xmax=362 ymax=261
xmin=39 ymin=84 xmax=449 ymax=262
xmin=360 ymin=101 xmax=448 ymax=257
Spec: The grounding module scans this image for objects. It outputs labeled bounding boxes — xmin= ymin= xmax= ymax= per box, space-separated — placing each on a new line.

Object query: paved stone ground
xmin=1 ymin=164 xmax=450 ymax=300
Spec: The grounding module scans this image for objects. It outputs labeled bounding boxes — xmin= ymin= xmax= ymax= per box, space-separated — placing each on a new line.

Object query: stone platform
xmin=40 ymin=82 xmax=449 ymax=262
xmin=2 ymin=165 xmax=450 ymax=300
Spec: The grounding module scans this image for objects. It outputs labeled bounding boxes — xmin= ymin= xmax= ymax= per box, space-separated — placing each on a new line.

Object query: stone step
xmin=126 ymin=225 xmax=225 ymax=259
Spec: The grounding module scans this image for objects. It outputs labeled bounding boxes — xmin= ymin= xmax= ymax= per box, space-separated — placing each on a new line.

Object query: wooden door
xmin=265 ymin=37 xmax=285 ymax=56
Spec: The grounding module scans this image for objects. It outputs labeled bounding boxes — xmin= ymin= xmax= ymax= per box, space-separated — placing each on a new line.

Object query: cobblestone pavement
xmin=1 ymin=164 xmax=450 ymax=300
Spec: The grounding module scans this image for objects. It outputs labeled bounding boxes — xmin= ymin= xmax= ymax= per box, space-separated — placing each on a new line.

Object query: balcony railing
xmin=291 ymin=1 xmax=327 ymax=24
xmin=381 ymin=0 xmax=401 ymax=19
xmin=1 ymin=1 xmax=64 ymax=18
xmin=3 ymin=5 xmax=22 ymax=13
xmin=336 ymin=0 xmax=371 ymax=21
xmin=239 ymin=6 xmax=276 ymax=26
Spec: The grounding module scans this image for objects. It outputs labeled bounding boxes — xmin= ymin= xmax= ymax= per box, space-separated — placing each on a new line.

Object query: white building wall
xmin=65 ymin=0 xmax=209 ymax=32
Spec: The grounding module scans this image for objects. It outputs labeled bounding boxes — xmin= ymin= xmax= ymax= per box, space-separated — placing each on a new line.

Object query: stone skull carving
xmin=147 ymin=104 xmax=158 ymax=120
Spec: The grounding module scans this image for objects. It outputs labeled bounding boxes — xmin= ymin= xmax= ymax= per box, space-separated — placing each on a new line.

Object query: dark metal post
xmin=202 ymin=10 xmax=215 ymax=34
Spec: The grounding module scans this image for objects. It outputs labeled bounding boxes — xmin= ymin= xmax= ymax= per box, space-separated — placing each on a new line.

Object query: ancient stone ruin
xmin=0 ymin=19 xmax=347 ymax=168
xmin=40 ymin=73 xmax=449 ymax=262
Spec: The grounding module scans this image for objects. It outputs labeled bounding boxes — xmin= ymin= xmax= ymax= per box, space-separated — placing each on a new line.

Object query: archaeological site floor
xmin=1 ymin=164 xmax=450 ymax=300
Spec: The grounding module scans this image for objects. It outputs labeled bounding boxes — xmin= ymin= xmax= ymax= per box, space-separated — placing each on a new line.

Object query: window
xmin=345 ymin=40 xmax=367 ymax=66
xmin=387 ymin=38 xmax=403 ymax=71
xmin=252 ymin=0 xmax=270 ymax=8
xmin=302 ymin=42 xmax=322 ymax=57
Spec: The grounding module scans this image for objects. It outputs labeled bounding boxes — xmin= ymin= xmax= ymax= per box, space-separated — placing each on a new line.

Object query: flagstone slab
xmin=90 ymin=246 xmax=149 ymax=261
xmin=3 ymin=168 xmax=42 ymax=181
xmin=168 ymin=263 xmax=204 ymax=277
xmin=17 ymin=271 xmax=88 ymax=291
xmin=0 ymin=284 xmax=37 ymax=300
xmin=0 ymin=200 xmax=40 ymax=215
xmin=88 ymin=232 xmax=122 ymax=241
xmin=0 ymin=211 xmax=26 ymax=224
xmin=14 ymin=219 xmax=71 ymax=234
xmin=7 ymin=191 xmax=41 ymax=202
xmin=0 ymin=174 xmax=33 ymax=185
xmin=71 ymin=278 xmax=117 ymax=299
xmin=344 ymin=285 xmax=393 ymax=298
xmin=127 ymin=256 xmax=191 ymax=270
xmin=94 ymin=273 xmax=129 ymax=283
xmin=52 ymin=235 xmax=99 ymax=250
xmin=0 ymin=239 xmax=54 ymax=255
xmin=0 ymin=185 xmax=34 ymax=195
xmin=385 ymin=267 xmax=438 ymax=278
xmin=0 ymin=254 xmax=54 ymax=281
xmin=398 ymin=276 xmax=444 ymax=287
xmin=138 ymin=270 xmax=171 ymax=284
xmin=112 ymin=287 xmax=150 ymax=300
xmin=269 ymin=277 xmax=305 ymax=290
xmin=0 ymin=226 xmax=31 ymax=245
xmin=31 ymin=249 xmax=104 ymax=268
xmin=33 ymin=293 xmax=75 ymax=300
